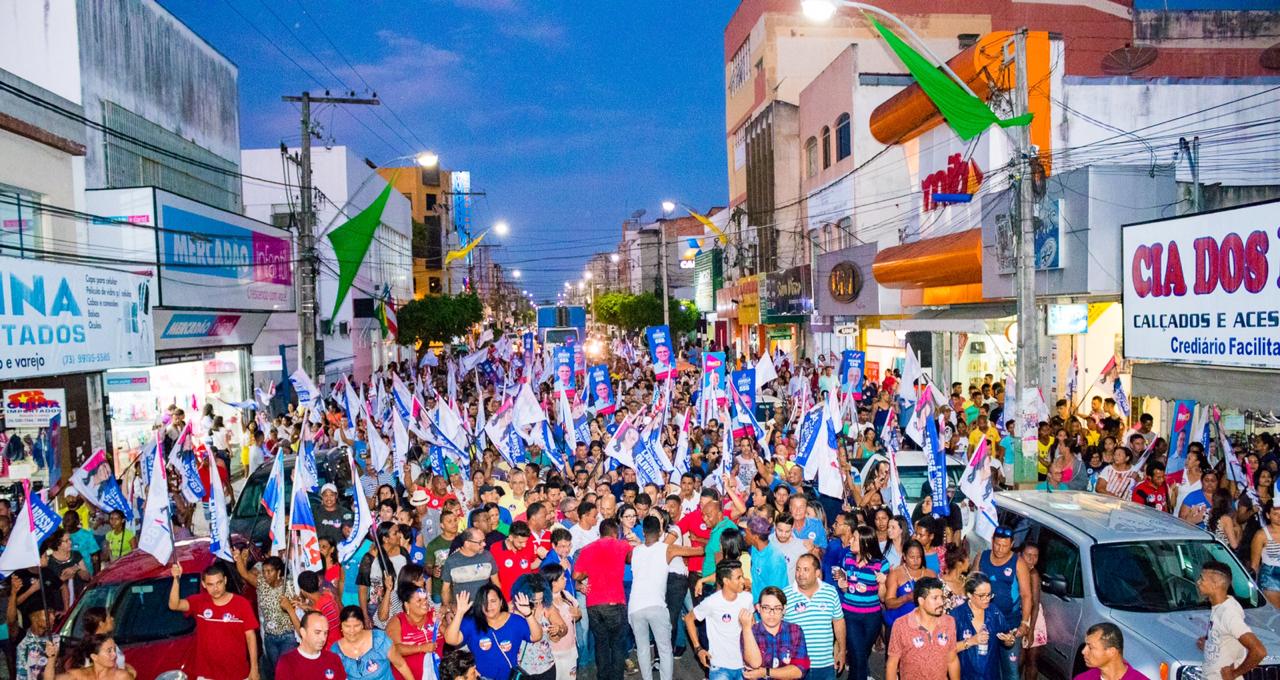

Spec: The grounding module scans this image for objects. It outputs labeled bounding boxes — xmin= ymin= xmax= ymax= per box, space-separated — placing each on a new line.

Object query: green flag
xmin=871 ymin=18 xmax=1032 ymax=140
xmin=327 ymin=182 xmax=394 ymax=320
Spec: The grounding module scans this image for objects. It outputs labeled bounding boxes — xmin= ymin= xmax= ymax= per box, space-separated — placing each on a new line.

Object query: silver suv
xmin=994 ymin=490 xmax=1280 ymax=680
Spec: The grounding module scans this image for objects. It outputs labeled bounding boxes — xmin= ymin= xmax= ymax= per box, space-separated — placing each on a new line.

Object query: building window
xmin=805 ymin=137 xmax=819 ymax=178
xmin=821 ymin=126 xmax=831 ymax=169
xmin=728 ymin=36 xmax=752 ymax=95
xmin=835 ymin=113 xmax=851 ymax=160
xmin=958 ymin=34 xmax=980 ymax=49
xmin=0 ymin=185 xmax=44 ymax=257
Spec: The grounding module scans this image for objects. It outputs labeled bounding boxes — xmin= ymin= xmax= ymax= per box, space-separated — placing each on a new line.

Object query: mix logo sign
xmin=161 ymin=313 xmax=241 ymax=340
xmin=3 ymin=388 xmax=65 ymax=428
xmin=161 ymin=205 xmax=292 ymax=286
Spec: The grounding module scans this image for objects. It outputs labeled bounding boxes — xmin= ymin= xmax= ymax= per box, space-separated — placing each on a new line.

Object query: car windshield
xmin=898 ymin=465 xmax=964 ymax=504
xmin=1092 ymin=540 xmax=1265 ymax=612
xmin=61 ymin=575 xmax=202 ymax=644
xmin=233 ymin=462 xmax=294 ymax=519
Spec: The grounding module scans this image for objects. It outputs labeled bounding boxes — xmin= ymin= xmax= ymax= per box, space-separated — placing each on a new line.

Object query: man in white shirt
xmin=1197 ymin=560 xmax=1267 ymax=680
xmin=569 ymin=500 xmax=600 ymax=553
xmin=770 ymin=513 xmax=812 ymax=584
xmin=685 ymin=561 xmax=763 ymax=677
xmin=630 ymin=516 xmax=704 ymax=680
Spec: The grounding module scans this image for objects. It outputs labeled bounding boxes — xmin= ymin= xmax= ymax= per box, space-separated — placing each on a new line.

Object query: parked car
xmin=994 ymin=490 xmax=1280 ymax=680
xmin=56 ymin=538 xmax=255 ymax=680
xmin=230 ymin=447 xmax=351 ymax=551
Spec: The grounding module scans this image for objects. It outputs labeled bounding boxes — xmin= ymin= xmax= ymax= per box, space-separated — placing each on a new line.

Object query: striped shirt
xmin=837 ymin=557 xmax=888 ymax=614
xmin=782 ymin=581 xmax=842 ymax=668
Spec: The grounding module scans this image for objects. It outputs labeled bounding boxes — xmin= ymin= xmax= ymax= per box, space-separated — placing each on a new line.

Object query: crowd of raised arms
xmin=0 ymin=332 xmax=1276 ymax=680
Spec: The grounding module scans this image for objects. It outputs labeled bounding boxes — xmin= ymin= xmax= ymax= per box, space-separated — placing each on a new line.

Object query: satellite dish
xmin=1261 ymin=42 xmax=1280 ymax=70
xmin=631 ymin=209 xmax=647 ymax=219
xmin=1101 ymin=45 xmax=1158 ymax=75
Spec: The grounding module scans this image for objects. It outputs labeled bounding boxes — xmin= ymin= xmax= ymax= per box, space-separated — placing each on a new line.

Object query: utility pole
xmin=282 ymin=92 xmax=379 ymax=382
xmin=1011 ymin=28 xmax=1040 ymax=485
xmin=659 ymin=222 xmax=670 ymax=328
xmin=1180 ymin=136 xmax=1202 ymax=212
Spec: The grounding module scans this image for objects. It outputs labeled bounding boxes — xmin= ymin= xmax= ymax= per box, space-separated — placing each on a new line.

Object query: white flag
xmin=513 ymin=383 xmax=546 ymax=428
xmin=338 ymin=451 xmax=373 ymax=564
xmin=754 ymin=351 xmax=778 ymax=391
xmin=391 ymin=407 xmax=410 ymax=475
xmin=558 ymin=388 xmax=577 ymax=454
xmin=205 ymin=448 xmax=232 ymax=561
xmin=138 ymin=444 xmax=174 ymax=565
xmin=0 ymin=486 xmax=41 ymax=576
xmin=959 ymin=437 xmax=998 ymax=542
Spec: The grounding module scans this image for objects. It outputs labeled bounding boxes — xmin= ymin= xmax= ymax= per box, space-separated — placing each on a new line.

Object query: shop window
xmin=0 ymin=185 xmax=44 ymax=257
xmin=821 ymin=126 xmax=831 ymax=169
xmin=805 ymin=137 xmax=819 ymax=178
xmin=835 ymin=113 xmax=851 ymax=160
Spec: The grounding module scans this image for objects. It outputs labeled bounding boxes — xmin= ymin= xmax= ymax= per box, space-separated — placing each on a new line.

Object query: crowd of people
xmin=0 ymin=332 xmax=1277 ymax=680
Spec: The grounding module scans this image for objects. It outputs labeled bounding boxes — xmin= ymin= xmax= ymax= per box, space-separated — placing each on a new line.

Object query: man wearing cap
xmin=314 ymin=483 xmax=354 ymax=544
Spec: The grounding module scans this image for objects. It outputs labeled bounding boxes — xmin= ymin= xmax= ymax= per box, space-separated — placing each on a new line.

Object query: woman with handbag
xmin=443 ymin=584 xmax=544 ymax=680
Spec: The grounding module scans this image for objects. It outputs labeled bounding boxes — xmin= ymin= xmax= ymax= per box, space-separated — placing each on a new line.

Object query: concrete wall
xmin=78 ymin=0 xmax=241 ymax=209
xmin=1 ymin=0 xmax=82 ymax=103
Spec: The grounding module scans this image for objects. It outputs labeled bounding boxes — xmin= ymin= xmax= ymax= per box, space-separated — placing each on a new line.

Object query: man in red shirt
xmin=677 ymin=491 xmax=715 ymax=577
xmin=275 ymin=611 xmax=347 ymax=679
xmin=1131 ymin=460 xmax=1170 ymax=512
xmin=574 ymin=518 xmax=634 ymax=680
xmin=490 ymin=520 xmax=539 ymax=596
xmin=169 ymin=561 xmax=261 ymax=680
xmin=525 ymin=502 xmax=553 ymax=556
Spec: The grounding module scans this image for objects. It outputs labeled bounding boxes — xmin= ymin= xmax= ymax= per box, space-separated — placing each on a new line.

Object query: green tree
xmin=397 ymin=293 xmax=484 ymax=348
xmin=591 ymin=291 xmax=698 ymax=334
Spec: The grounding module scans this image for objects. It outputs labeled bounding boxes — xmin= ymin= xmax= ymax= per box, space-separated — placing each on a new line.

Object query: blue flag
xmin=924 ymin=414 xmax=949 ymax=516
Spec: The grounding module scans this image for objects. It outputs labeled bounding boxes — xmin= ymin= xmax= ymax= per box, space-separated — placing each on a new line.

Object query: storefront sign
xmin=1047 ymin=303 xmax=1089 ymax=335
xmin=0 ymin=255 xmax=155 ymax=380
xmin=995 ymin=197 xmax=1064 ymax=272
xmin=767 ymin=327 xmax=792 ymax=340
xmin=921 ymin=153 xmax=983 ymax=212
xmin=86 ymin=188 xmax=295 ymax=312
xmin=104 ymin=370 xmax=151 ymax=392
xmin=252 ymin=355 xmax=284 ymax=372
xmin=3 ymin=388 xmax=66 ymax=428
xmin=763 ymin=265 xmax=812 ymax=318
xmin=154 ymin=309 xmax=270 ymax=351
xmin=828 ymin=261 xmax=862 ymax=303
xmin=1122 ymin=200 xmax=1280 ymax=370
xmin=835 ymin=323 xmax=859 ymax=336
xmin=739 ymin=275 xmax=761 ymax=326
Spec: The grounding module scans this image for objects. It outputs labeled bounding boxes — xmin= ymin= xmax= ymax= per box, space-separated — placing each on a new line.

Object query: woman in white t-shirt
xmin=1097 ymin=446 xmax=1140 ymax=500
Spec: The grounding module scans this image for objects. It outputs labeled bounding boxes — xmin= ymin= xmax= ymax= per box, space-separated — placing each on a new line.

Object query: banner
xmin=732 ymin=369 xmax=756 ymax=412
xmin=702 ymin=351 xmax=727 ymax=398
xmin=70 ymin=449 xmax=133 ymax=521
xmin=1165 ymin=399 xmax=1196 ymax=483
xmin=3 ymin=388 xmax=66 ymax=428
xmin=646 ymin=325 xmax=676 ymax=380
xmin=839 ymin=350 xmax=866 ymax=399
xmin=924 ymin=412 xmax=950 ymax=516
xmin=552 ymin=345 xmax=576 ymax=396
xmin=587 ymin=364 xmax=615 ymax=415
xmin=1121 ymin=201 xmax=1280 ymax=369
xmin=0 ymin=255 xmax=154 ymax=380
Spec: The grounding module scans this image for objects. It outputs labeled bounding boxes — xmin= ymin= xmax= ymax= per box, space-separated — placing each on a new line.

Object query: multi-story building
xmin=377 ymin=164 xmax=450 ymax=298
xmin=722 ymin=0 xmax=1280 ymax=407
xmin=242 ymin=146 xmax=412 ymax=385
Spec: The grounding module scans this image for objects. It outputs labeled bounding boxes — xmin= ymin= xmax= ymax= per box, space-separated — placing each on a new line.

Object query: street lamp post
xmin=660 ymin=201 xmax=675 ymax=328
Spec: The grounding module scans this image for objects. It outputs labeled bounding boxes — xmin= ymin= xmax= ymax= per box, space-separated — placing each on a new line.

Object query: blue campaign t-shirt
xmin=999 ymin=435 xmax=1019 ymax=466
xmin=459 ymin=614 xmax=532 ymax=680
xmin=1181 ymin=489 xmax=1211 ymax=528
xmin=795 ymin=517 xmax=827 ymax=548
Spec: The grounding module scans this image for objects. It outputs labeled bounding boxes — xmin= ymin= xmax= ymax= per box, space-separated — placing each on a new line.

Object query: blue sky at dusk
xmin=160 ymin=1 xmax=737 ymax=299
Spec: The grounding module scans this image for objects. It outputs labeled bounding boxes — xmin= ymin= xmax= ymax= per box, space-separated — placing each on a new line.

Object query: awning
xmin=880 ymin=302 xmax=1015 ymax=333
xmin=1131 ymin=363 xmax=1279 ymax=413
xmin=873 ymin=228 xmax=983 ymax=290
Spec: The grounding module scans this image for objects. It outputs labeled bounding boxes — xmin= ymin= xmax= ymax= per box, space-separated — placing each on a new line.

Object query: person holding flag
xmin=168 ymin=560 xmax=262 ymax=680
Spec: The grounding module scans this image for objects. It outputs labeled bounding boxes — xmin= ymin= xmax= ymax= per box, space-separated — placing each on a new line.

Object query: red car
xmin=57 ymin=538 xmax=256 ymax=680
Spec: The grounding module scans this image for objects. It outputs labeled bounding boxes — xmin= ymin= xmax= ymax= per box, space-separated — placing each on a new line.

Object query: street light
xmin=416 ymin=151 xmax=439 ymax=168
xmin=609 ymin=253 xmax=620 ymax=263
xmin=493 ymin=221 xmax=510 ymax=236
xmin=661 ymin=201 xmax=676 ymax=215
xmin=583 ymin=270 xmax=593 ymax=280
xmin=800 ymin=0 xmax=837 ymax=21
xmin=512 ymin=269 xmax=521 ymax=279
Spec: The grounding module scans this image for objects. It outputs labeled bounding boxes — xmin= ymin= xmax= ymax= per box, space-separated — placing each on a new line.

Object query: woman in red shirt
xmin=386 ymin=583 xmax=436 ymax=680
